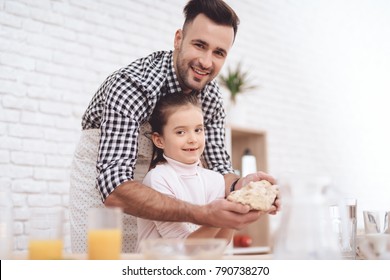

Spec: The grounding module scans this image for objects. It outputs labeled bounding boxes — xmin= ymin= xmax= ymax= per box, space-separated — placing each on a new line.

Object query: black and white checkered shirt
xmin=82 ymin=50 xmax=234 ymax=200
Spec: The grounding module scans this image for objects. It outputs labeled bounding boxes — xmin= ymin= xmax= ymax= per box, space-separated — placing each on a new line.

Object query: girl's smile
xmin=152 ymin=103 xmax=205 ymax=165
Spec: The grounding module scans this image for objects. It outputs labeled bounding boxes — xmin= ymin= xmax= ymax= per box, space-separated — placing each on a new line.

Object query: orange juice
xmin=29 ymin=239 xmax=63 ymax=260
xmin=88 ymin=229 xmax=122 ymax=260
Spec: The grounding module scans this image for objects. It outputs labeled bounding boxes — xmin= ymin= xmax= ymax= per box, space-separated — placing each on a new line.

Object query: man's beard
xmin=175 ymin=52 xmax=214 ymax=93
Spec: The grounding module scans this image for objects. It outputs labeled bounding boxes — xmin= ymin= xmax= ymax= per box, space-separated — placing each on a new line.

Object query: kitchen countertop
xmin=10 ymin=252 xmax=273 ymax=260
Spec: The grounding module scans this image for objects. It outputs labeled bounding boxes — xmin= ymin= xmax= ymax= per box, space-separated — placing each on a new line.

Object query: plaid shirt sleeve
xmin=201 ymin=81 xmax=235 ymax=175
xmin=96 ymin=72 xmax=151 ymax=200
xmin=81 ymin=51 xmax=170 ymax=202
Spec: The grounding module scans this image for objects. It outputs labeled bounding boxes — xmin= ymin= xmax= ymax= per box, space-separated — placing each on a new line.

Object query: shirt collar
xmin=166 ymin=51 xmax=183 ymax=94
xmin=163 ymin=154 xmax=199 ymax=176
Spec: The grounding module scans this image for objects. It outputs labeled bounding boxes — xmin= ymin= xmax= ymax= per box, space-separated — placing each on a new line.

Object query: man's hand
xmin=238 ymin=171 xmax=277 ymax=189
xmin=193 ymin=199 xmax=263 ymax=230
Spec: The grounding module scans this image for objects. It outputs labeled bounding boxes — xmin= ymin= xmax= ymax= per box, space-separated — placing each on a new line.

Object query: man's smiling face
xmin=173 ymin=13 xmax=234 ymax=93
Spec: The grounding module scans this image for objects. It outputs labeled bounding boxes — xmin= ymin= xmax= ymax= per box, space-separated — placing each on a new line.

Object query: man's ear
xmin=152 ymin=132 xmax=164 ymax=149
xmin=174 ymin=29 xmax=183 ymax=50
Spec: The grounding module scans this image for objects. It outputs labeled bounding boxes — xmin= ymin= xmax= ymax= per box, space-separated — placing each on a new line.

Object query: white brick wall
xmin=1 ymin=0 xmax=390 ymax=254
xmin=0 ymin=0 xmax=183 ymax=254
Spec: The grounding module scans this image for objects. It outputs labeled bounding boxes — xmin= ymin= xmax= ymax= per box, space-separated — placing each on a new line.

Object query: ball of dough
xmin=227 ymin=180 xmax=278 ymax=211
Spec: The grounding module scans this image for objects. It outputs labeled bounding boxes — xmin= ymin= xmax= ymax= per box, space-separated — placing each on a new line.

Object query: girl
xmin=136 ymin=92 xmax=233 ymax=251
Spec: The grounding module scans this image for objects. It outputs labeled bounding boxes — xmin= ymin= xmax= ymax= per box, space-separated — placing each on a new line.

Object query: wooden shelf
xmin=226 ymin=126 xmax=270 ymax=247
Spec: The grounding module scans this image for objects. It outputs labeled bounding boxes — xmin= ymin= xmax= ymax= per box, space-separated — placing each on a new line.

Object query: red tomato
xmin=233 ymin=235 xmax=252 ymax=247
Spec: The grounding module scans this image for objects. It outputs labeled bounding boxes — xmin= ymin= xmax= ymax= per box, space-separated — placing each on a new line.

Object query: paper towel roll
xmin=241 ymin=149 xmax=257 ymax=177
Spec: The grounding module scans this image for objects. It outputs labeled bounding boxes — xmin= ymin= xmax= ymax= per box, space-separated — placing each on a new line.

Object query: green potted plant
xmin=219 ymin=63 xmax=257 ymax=104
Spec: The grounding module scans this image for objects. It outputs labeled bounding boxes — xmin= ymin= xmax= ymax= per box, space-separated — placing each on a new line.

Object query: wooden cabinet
xmin=226 ymin=126 xmax=270 ymax=247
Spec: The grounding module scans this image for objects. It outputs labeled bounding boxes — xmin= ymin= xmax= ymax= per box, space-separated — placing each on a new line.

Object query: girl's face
xmin=152 ymin=104 xmax=205 ymax=164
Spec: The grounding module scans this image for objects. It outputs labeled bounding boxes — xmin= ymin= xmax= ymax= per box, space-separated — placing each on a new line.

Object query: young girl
xmin=136 ymin=92 xmax=233 ymax=251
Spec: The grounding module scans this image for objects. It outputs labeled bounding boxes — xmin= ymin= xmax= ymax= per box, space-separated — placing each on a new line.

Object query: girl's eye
xmin=195 ymin=128 xmax=204 ymax=133
xmin=176 ymin=131 xmax=185 ymax=135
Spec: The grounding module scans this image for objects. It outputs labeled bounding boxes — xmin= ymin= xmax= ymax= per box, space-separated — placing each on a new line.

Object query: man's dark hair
xmin=183 ymin=0 xmax=240 ymax=39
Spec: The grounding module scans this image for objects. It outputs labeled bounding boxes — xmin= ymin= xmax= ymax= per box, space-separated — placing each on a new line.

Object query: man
xmin=70 ymin=0 xmax=279 ymax=253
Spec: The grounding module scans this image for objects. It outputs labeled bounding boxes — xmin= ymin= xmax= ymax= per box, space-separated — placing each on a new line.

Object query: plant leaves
xmin=219 ymin=63 xmax=257 ymax=103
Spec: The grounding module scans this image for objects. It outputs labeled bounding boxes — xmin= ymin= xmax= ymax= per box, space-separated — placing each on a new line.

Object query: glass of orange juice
xmin=28 ymin=208 xmax=63 ymax=260
xmin=87 ymin=207 xmax=123 ymax=260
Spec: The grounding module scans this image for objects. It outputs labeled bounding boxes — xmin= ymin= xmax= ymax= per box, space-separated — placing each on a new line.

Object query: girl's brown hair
xmin=148 ymin=92 xmax=201 ymax=170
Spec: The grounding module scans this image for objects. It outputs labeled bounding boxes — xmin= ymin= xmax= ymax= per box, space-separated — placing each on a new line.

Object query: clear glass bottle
xmin=272 ymin=176 xmax=341 ymax=259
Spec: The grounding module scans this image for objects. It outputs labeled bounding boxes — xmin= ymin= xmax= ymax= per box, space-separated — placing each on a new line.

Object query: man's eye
xmin=214 ymin=50 xmax=225 ymax=58
xmin=195 ymin=43 xmax=205 ymax=49
xmin=176 ymin=131 xmax=185 ymax=135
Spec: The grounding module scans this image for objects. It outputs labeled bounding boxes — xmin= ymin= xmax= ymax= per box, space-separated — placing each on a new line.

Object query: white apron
xmin=69 ymin=124 xmax=152 ymax=253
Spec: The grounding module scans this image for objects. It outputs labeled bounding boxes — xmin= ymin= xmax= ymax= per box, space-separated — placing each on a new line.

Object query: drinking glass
xmin=28 ymin=208 xmax=64 ymax=260
xmin=329 ymin=198 xmax=357 ymax=259
xmin=363 ymin=210 xmax=389 ymax=234
xmin=359 ymin=210 xmax=390 ymax=259
xmin=87 ymin=207 xmax=123 ymax=260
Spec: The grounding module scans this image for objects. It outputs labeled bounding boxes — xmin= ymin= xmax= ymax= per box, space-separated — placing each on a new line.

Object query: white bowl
xmin=140 ymin=238 xmax=228 ymax=260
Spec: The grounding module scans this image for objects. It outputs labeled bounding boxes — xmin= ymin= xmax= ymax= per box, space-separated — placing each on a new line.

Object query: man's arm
xmin=104 ymin=180 xmax=262 ymax=230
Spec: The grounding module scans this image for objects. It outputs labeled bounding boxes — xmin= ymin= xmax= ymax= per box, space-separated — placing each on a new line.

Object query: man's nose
xmin=199 ymin=51 xmax=212 ymax=69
